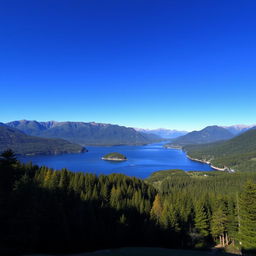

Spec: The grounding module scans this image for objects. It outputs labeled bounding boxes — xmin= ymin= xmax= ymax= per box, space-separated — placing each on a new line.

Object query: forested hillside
xmin=147 ymin=169 xmax=256 ymax=252
xmin=185 ymin=129 xmax=256 ymax=171
xmin=1 ymin=151 xmax=256 ymax=255
xmin=0 ymin=125 xmax=85 ymax=155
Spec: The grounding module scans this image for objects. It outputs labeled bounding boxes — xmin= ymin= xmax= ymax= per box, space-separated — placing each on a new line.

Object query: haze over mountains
xmin=137 ymin=124 xmax=256 ymax=142
xmin=6 ymin=120 xmax=161 ymax=146
xmin=135 ymin=128 xmax=188 ymax=139
xmin=222 ymin=124 xmax=256 ymax=135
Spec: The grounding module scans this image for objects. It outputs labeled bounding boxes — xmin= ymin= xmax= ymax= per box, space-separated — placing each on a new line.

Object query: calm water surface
xmin=19 ymin=142 xmax=213 ymax=179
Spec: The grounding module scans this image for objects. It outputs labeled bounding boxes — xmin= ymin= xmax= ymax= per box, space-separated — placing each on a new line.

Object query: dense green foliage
xmin=147 ymin=169 xmax=256 ymax=252
xmin=1 ymin=151 xmax=256 ymax=255
xmin=239 ymin=181 xmax=256 ymax=250
xmin=102 ymin=152 xmax=127 ymax=160
xmin=0 ymin=150 xmax=157 ymax=254
xmin=6 ymin=120 xmax=161 ymax=146
xmin=185 ymin=129 xmax=256 ymax=171
xmin=167 ymin=126 xmax=234 ymax=146
xmin=0 ymin=125 xmax=84 ymax=155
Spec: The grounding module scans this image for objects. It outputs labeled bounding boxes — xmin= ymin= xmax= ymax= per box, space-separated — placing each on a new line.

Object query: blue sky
xmin=1 ymin=0 xmax=256 ymax=131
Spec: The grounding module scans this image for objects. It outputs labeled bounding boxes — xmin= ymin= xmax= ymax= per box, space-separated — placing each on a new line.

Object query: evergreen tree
xmin=160 ymin=200 xmax=170 ymax=229
xmin=194 ymin=202 xmax=209 ymax=237
xmin=211 ymin=206 xmax=227 ymax=246
xmin=150 ymin=194 xmax=162 ymax=223
xmin=3 ymin=151 xmax=256 ymax=254
xmin=59 ymin=168 xmax=69 ymax=190
xmin=239 ymin=181 xmax=256 ymax=251
xmin=226 ymin=200 xmax=238 ymax=245
xmin=0 ymin=149 xmax=17 ymax=166
xmin=48 ymin=171 xmax=59 ymax=189
xmin=0 ymin=149 xmax=18 ymax=193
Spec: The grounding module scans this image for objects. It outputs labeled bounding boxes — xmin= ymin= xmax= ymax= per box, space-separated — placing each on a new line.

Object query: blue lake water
xmin=19 ymin=142 xmax=213 ymax=179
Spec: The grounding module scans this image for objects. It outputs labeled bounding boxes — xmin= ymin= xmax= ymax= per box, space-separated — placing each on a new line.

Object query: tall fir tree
xmin=194 ymin=202 xmax=209 ymax=237
xmin=211 ymin=207 xmax=227 ymax=246
xmin=150 ymin=194 xmax=162 ymax=224
xmin=239 ymin=181 xmax=256 ymax=251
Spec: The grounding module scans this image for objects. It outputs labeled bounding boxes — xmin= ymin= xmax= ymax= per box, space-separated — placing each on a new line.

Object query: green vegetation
xmin=6 ymin=120 xmax=162 ymax=146
xmin=239 ymin=181 xmax=256 ymax=250
xmin=1 ymin=151 xmax=256 ymax=255
xmin=0 ymin=125 xmax=85 ymax=155
xmin=166 ymin=126 xmax=234 ymax=146
xmin=185 ymin=129 xmax=256 ymax=171
xmin=147 ymin=169 xmax=256 ymax=252
xmin=0 ymin=150 xmax=156 ymax=255
xmin=102 ymin=152 xmax=127 ymax=161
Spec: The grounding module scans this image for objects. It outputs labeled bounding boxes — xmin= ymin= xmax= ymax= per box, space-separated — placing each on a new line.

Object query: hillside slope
xmin=0 ymin=125 xmax=85 ymax=155
xmin=7 ymin=120 xmax=161 ymax=146
xmin=185 ymin=129 xmax=256 ymax=171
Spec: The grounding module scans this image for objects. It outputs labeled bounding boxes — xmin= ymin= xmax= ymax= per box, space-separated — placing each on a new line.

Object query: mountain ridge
xmin=0 ymin=125 xmax=85 ymax=155
xmin=221 ymin=124 xmax=256 ymax=135
xmin=6 ymin=120 xmax=162 ymax=146
xmin=167 ymin=125 xmax=234 ymax=146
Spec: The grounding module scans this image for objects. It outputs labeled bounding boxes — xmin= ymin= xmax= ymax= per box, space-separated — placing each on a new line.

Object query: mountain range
xmin=0 ymin=124 xmax=85 ymax=155
xmin=135 ymin=128 xmax=188 ymax=139
xmin=6 ymin=120 xmax=162 ymax=146
xmin=2 ymin=120 xmax=256 ymax=157
xmin=222 ymin=124 xmax=256 ymax=135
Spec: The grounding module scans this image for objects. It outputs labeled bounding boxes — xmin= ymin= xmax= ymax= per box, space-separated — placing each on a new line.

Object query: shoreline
xmin=186 ymin=154 xmax=234 ymax=173
xmin=165 ymin=146 xmax=234 ymax=173
xmin=164 ymin=145 xmax=183 ymax=150
xmin=186 ymin=155 xmax=211 ymax=165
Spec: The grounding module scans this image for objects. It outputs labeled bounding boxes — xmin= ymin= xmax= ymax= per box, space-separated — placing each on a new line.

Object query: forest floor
xmin=24 ymin=247 xmax=240 ymax=256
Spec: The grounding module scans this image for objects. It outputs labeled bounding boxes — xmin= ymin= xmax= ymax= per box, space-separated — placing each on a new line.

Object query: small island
xmin=102 ymin=152 xmax=127 ymax=161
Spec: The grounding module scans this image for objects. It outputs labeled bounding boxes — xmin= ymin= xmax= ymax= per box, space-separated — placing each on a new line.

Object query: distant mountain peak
xmin=222 ymin=124 xmax=256 ymax=135
xmin=171 ymin=125 xmax=234 ymax=145
xmin=134 ymin=128 xmax=188 ymax=139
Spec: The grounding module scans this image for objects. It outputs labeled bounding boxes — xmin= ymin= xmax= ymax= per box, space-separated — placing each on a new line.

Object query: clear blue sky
xmin=1 ymin=0 xmax=256 ymax=131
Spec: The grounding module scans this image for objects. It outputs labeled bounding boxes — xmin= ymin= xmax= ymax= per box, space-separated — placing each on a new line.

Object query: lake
xmin=19 ymin=142 xmax=213 ymax=179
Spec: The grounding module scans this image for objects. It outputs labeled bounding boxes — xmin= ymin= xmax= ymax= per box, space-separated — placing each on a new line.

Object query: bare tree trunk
xmin=225 ymin=232 xmax=229 ymax=245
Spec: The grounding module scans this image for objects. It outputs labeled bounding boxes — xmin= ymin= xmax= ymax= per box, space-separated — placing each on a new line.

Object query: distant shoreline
xmin=165 ymin=145 xmax=234 ymax=173
xmin=186 ymin=154 xmax=234 ymax=173
xmin=164 ymin=144 xmax=183 ymax=149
